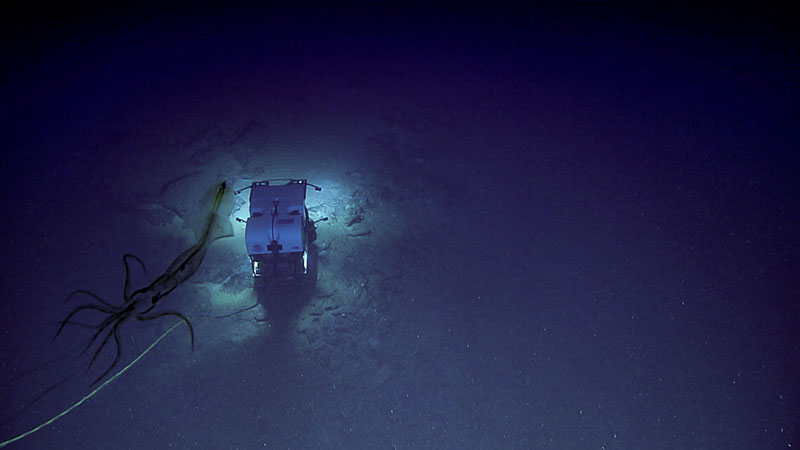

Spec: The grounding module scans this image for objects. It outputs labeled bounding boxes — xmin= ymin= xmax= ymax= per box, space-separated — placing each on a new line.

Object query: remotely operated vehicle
xmin=237 ymin=179 xmax=323 ymax=287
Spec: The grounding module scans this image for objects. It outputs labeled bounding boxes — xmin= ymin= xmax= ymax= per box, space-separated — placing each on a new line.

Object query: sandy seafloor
xmin=0 ymin=7 xmax=798 ymax=449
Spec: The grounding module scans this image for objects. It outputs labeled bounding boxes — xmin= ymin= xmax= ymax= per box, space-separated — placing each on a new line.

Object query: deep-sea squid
xmin=55 ymin=181 xmax=233 ymax=384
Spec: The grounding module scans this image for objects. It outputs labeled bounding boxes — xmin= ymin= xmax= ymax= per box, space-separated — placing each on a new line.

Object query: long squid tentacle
xmin=88 ymin=316 xmax=127 ymax=385
xmin=138 ymin=311 xmax=195 ymax=350
xmin=86 ymin=323 xmax=116 ymax=373
xmin=64 ymin=289 xmax=118 ymax=308
xmin=57 ymin=320 xmax=113 ymax=330
xmin=78 ymin=309 xmax=129 ymax=357
xmin=54 ymin=304 xmax=120 ymax=339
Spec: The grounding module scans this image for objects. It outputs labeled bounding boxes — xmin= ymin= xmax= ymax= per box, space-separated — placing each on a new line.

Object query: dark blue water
xmin=1 ymin=5 xmax=797 ymax=449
